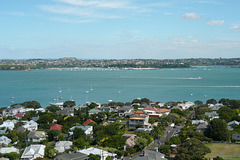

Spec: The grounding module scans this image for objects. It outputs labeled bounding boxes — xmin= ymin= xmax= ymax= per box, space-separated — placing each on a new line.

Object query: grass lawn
xmin=205 ymin=143 xmax=240 ymax=160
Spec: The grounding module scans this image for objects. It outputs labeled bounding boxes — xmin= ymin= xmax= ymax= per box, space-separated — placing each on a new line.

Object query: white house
xmin=69 ymin=126 xmax=93 ymax=136
xmin=20 ymin=108 xmax=34 ymax=113
xmin=27 ymin=131 xmax=47 ymax=142
xmin=0 ymin=147 xmax=19 ymax=154
xmin=2 ymin=104 xmax=24 ymax=116
xmin=22 ymin=120 xmax=38 ymax=131
xmin=177 ymin=101 xmax=194 ymax=110
xmin=0 ymin=136 xmax=11 ymax=146
xmin=0 ymin=120 xmax=16 ymax=131
xmin=79 ymin=147 xmax=117 ymax=160
xmin=54 ymin=141 xmax=73 ymax=153
xmin=21 ymin=144 xmax=46 ymax=160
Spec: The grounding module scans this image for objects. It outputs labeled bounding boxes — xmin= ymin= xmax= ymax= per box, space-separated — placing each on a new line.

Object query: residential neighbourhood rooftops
xmin=84 ymin=119 xmax=95 ymax=126
xmin=50 ymin=124 xmax=63 ymax=130
xmin=0 ymin=147 xmax=19 ymax=154
xmin=21 ymin=144 xmax=46 ymax=160
xmin=54 ymin=152 xmax=88 ymax=160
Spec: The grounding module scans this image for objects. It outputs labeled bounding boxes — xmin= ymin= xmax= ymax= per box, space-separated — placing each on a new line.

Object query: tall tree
xmin=205 ymin=119 xmax=228 ymax=141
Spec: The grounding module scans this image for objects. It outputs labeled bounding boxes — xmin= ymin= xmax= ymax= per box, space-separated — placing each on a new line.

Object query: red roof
xmin=50 ymin=124 xmax=63 ymax=130
xmin=13 ymin=113 xmax=24 ymax=117
xmin=84 ymin=119 xmax=95 ymax=126
xmin=155 ymin=108 xmax=170 ymax=113
xmin=143 ymin=106 xmax=156 ymax=111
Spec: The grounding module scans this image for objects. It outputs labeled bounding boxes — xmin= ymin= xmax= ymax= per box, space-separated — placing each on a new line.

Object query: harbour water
xmin=0 ymin=67 xmax=240 ymax=108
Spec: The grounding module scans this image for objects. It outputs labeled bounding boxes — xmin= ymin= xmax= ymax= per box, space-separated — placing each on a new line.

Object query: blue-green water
xmin=0 ymin=67 xmax=240 ymax=108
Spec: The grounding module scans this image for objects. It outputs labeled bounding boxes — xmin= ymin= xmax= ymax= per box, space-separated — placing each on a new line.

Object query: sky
xmin=0 ymin=0 xmax=240 ymax=59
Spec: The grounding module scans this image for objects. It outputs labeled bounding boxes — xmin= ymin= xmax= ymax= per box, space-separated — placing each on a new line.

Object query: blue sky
xmin=0 ymin=0 xmax=240 ymax=59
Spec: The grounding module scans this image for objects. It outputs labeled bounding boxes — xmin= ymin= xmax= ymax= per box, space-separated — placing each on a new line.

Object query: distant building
xmin=22 ymin=120 xmax=38 ymax=131
xmin=129 ymin=114 xmax=150 ymax=129
xmin=50 ymin=124 xmax=63 ymax=131
xmin=227 ymin=120 xmax=239 ymax=130
xmin=54 ymin=141 xmax=73 ymax=153
xmin=117 ymin=106 xmax=134 ymax=118
xmin=56 ymin=107 xmax=74 ymax=116
xmin=195 ymin=122 xmax=208 ymax=132
xmin=27 ymin=131 xmax=47 ymax=142
xmin=2 ymin=104 xmax=24 ymax=116
xmin=0 ymin=136 xmax=11 ymax=146
xmin=0 ymin=147 xmax=19 ymax=154
xmin=69 ymin=125 xmax=93 ymax=136
xmin=79 ymin=147 xmax=117 ymax=160
xmin=232 ymin=133 xmax=240 ymax=141
xmin=54 ymin=152 xmax=88 ymax=160
xmin=122 ymin=134 xmax=137 ymax=150
xmin=84 ymin=119 xmax=95 ymax=126
xmin=21 ymin=144 xmax=46 ymax=160
xmin=133 ymin=149 xmax=167 ymax=160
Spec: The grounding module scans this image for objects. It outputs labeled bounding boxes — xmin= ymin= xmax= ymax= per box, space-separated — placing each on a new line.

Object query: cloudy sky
xmin=0 ymin=0 xmax=240 ymax=59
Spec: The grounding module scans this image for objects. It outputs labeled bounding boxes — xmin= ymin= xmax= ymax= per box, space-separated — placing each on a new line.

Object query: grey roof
xmin=32 ymin=116 xmax=40 ymax=121
xmin=118 ymin=106 xmax=133 ymax=111
xmin=70 ymin=125 xmax=92 ymax=132
xmin=133 ymin=150 xmax=167 ymax=160
xmin=54 ymin=152 xmax=88 ymax=160
xmin=195 ymin=123 xmax=208 ymax=131
xmin=5 ymin=104 xmax=23 ymax=111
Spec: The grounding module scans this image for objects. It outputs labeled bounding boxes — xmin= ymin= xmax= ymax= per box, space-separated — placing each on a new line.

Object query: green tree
xmin=3 ymin=152 xmax=20 ymax=160
xmin=175 ymin=138 xmax=211 ymax=160
xmin=141 ymin=98 xmax=150 ymax=104
xmin=63 ymin=100 xmax=76 ymax=108
xmin=135 ymin=137 xmax=148 ymax=151
xmin=21 ymin=101 xmax=42 ymax=109
xmin=45 ymin=146 xmax=58 ymax=159
xmin=159 ymin=144 xmax=171 ymax=157
xmin=74 ymin=137 xmax=89 ymax=149
xmin=47 ymin=130 xmax=61 ymax=141
xmin=46 ymin=105 xmax=61 ymax=113
xmin=73 ymin=127 xmax=86 ymax=140
xmin=206 ymin=99 xmax=217 ymax=105
xmin=89 ymin=153 xmax=101 ymax=160
xmin=205 ymin=119 xmax=228 ymax=141
xmin=194 ymin=100 xmax=203 ymax=106
xmin=217 ymin=106 xmax=236 ymax=122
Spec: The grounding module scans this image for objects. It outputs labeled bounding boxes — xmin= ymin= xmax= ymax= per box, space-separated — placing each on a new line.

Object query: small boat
xmin=11 ymin=97 xmax=15 ymax=99
xmin=198 ymin=77 xmax=203 ymax=79
xmin=117 ymin=91 xmax=121 ymax=93
xmin=90 ymin=84 xmax=93 ymax=91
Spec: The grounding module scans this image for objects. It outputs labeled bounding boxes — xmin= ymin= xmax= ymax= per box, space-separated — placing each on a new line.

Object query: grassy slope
xmin=205 ymin=143 xmax=240 ymax=160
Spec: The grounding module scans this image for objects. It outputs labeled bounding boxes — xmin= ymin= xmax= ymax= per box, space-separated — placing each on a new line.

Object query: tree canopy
xmin=205 ymin=119 xmax=228 ymax=141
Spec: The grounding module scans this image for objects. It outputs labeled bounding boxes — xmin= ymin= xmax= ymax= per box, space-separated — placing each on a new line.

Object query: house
xmin=54 ymin=152 xmax=88 ymax=160
xmin=142 ymin=107 xmax=170 ymax=118
xmin=0 ymin=128 xmax=7 ymax=135
xmin=135 ymin=128 xmax=153 ymax=133
xmin=2 ymin=104 xmax=24 ymax=116
xmin=20 ymin=108 xmax=34 ymax=113
xmin=50 ymin=124 xmax=63 ymax=131
xmin=227 ymin=120 xmax=239 ymax=130
xmin=133 ymin=149 xmax=167 ymax=160
xmin=56 ymin=107 xmax=74 ymax=116
xmin=129 ymin=114 xmax=151 ymax=129
xmin=122 ymin=134 xmax=137 ymax=151
xmin=232 ymin=133 xmax=240 ymax=141
xmin=88 ymin=108 xmax=101 ymax=115
xmin=12 ymin=113 xmax=24 ymax=119
xmin=84 ymin=119 xmax=95 ymax=126
xmin=35 ymin=108 xmax=45 ymax=113
xmin=0 ymin=136 xmax=11 ymax=146
xmin=177 ymin=102 xmax=194 ymax=110
xmin=192 ymin=120 xmax=207 ymax=125
xmin=205 ymin=111 xmax=219 ymax=120
xmin=32 ymin=115 xmax=40 ymax=121
xmin=0 ymin=120 xmax=16 ymax=131
xmin=54 ymin=141 xmax=73 ymax=153
xmin=208 ymin=103 xmax=223 ymax=111
xmin=0 ymin=158 xmax=9 ymax=160
xmin=195 ymin=122 xmax=208 ymax=132
xmin=27 ymin=131 xmax=47 ymax=142
xmin=79 ymin=147 xmax=117 ymax=160
xmin=21 ymin=144 xmax=46 ymax=160
xmin=22 ymin=120 xmax=38 ymax=131
xmin=0 ymin=146 xmax=19 ymax=154
xmin=69 ymin=125 xmax=93 ymax=136
xmin=117 ymin=106 xmax=134 ymax=117
xmin=49 ymin=102 xmax=64 ymax=108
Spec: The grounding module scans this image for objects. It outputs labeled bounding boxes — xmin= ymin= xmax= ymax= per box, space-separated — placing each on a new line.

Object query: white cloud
xmin=4 ymin=11 xmax=26 ymax=16
xmin=181 ymin=12 xmax=201 ymax=20
xmin=38 ymin=5 xmax=122 ymax=19
xmin=230 ymin=25 xmax=240 ymax=32
xmin=54 ymin=0 xmax=134 ymax=9
xmin=207 ymin=20 xmax=224 ymax=26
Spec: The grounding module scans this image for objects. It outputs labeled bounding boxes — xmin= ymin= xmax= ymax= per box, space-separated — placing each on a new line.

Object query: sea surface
xmin=0 ymin=67 xmax=240 ymax=108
